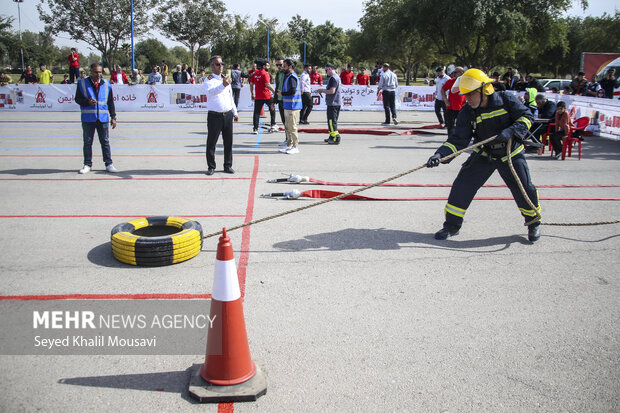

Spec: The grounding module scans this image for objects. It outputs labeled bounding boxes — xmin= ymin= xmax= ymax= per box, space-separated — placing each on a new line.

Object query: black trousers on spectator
xmin=434 ymin=99 xmax=446 ymax=124
xmin=382 ymin=90 xmax=397 ymax=122
xmin=277 ymin=101 xmax=285 ymax=125
xmin=253 ymin=99 xmax=276 ymax=130
xmin=69 ymin=67 xmax=80 ymax=84
xmin=550 ymin=131 xmax=565 ymax=155
xmin=445 ymin=108 xmax=459 ymax=137
xmin=206 ymin=110 xmax=234 ymax=170
xmin=232 ymin=88 xmax=240 ymax=109
xmin=301 ymin=92 xmax=313 ymax=122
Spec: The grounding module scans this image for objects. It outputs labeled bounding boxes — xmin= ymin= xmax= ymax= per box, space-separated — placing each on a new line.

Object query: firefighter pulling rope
xmin=202 ymin=68 xmax=618 ymax=241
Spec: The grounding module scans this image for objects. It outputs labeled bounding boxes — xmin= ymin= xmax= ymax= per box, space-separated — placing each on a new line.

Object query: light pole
xmin=303 ymin=41 xmax=306 ymax=65
xmin=13 ymin=0 xmax=25 ymax=72
xmin=257 ymin=19 xmax=270 ymax=61
xmin=130 ymin=0 xmax=135 ymax=70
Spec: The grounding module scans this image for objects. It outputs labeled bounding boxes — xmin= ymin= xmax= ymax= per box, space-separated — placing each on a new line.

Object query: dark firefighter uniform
xmin=431 ymin=91 xmax=541 ymax=238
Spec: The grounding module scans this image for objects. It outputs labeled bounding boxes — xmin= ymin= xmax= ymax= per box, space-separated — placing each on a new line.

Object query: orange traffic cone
xmin=188 ymin=228 xmax=267 ymax=403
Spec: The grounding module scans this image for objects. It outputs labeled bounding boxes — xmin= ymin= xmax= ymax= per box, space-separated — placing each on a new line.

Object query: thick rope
xmin=506 ymin=138 xmax=620 ymax=227
xmin=201 ymin=136 xmax=497 ymax=239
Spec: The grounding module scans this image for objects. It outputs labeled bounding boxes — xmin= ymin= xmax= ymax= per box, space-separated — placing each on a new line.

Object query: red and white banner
xmin=0 ymin=84 xmax=437 ymax=112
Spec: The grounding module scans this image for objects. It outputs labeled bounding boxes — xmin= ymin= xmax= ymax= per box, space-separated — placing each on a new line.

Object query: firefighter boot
xmin=434 ymin=225 xmax=460 ymax=240
xmin=528 ymin=223 xmax=541 ymax=242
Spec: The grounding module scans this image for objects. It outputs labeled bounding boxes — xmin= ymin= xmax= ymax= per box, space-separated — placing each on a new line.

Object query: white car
xmin=540 ymin=78 xmax=572 ymax=92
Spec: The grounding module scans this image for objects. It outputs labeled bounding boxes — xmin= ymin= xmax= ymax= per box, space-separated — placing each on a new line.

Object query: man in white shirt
xmin=204 ymin=55 xmax=238 ymax=175
xmin=434 ymin=66 xmax=450 ymax=127
xmin=300 ymin=63 xmax=313 ymax=124
xmin=377 ymin=62 xmax=399 ymax=125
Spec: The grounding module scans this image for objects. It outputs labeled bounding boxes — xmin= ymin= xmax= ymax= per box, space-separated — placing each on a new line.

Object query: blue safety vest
xmin=78 ymin=78 xmax=111 ymax=123
xmin=282 ymin=72 xmax=302 ymax=110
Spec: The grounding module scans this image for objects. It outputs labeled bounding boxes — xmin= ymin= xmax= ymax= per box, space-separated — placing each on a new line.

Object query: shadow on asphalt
xmin=0 ymin=168 xmax=211 ymax=177
xmin=272 ymin=228 xmax=531 ymax=253
xmin=87 ymin=242 xmax=132 ymax=268
xmin=58 ymin=367 xmax=198 ymax=404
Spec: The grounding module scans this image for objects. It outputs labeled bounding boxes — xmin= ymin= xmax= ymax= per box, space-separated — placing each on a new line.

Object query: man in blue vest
xmin=75 ymin=62 xmax=117 ymax=174
xmin=277 ymin=59 xmax=302 ymax=154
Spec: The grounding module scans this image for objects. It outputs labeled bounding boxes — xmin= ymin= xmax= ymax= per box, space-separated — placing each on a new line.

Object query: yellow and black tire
xmin=110 ymin=216 xmax=203 ymax=266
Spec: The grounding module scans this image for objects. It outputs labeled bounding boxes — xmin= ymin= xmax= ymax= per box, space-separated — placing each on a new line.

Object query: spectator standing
xmin=316 ymin=63 xmax=342 ymax=145
xmin=599 ymin=69 xmax=619 ymax=99
xmin=204 ymin=55 xmax=238 ymax=175
xmin=585 ymin=74 xmax=601 ymax=97
xmin=310 ymin=66 xmax=323 ymax=85
xmin=441 ymin=66 xmax=465 ymax=137
xmin=549 ymin=100 xmax=573 ymax=159
xmin=273 ymin=58 xmax=286 ymax=127
xmin=129 ymin=69 xmax=142 ymax=85
xmin=501 ymin=67 xmax=514 ymax=84
xmin=147 ymin=66 xmax=162 ymax=84
xmin=356 ymin=67 xmax=370 ymax=86
xmin=230 ymin=63 xmax=243 ymax=109
xmin=16 ymin=65 xmax=37 ymax=85
xmin=300 ymin=63 xmax=313 ymax=124
xmin=371 ymin=62 xmax=382 ymax=85
xmin=60 ymin=74 xmax=70 ymax=84
xmin=173 ymin=65 xmax=187 ymax=84
xmin=525 ymin=75 xmax=545 ymax=92
xmin=110 ymin=65 xmax=128 ymax=84
xmin=186 ymin=67 xmax=195 ymax=84
xmin=249 ymin=58 xmax=276 ymax=134
xmin=197 ymin=69 xmax=207 ymax=84
xmin=68 ymin=48 xmax=80 ymax=83
xmin=434 ymin=66 xmax=450 ymax=127
xmin=570 ymin=71 xmax=588 ymax=95
xmin=491 ymin=71 xmax=506 ymax=91
xmin=278 ymin=59 xmax=302 ymax=154
xmin=340 ymin=64 xmax=354 ymax=85
xmin=0 ymin=71 xmax=11 ymax=86
xmin=74 ymin=62 xmax=117 ymax=174
xmin=161 ymin=60 xmax=169 ymax=83
xmin=377 ymin=62 xmax=398 ymax=125
xmin=37 ymin=64 xmax=54 ymax=84
xmin=79 ymin=69 xmax=87 ymax=80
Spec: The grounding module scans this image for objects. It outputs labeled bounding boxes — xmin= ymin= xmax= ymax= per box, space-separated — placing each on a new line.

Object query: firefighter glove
xmin=427 ymin=153 xmax=441 ymax=168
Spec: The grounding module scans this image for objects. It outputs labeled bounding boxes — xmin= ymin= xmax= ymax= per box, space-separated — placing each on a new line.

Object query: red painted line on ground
xmin=0 ymin=293 xmax=212 ymax=301
xmin=237 ymin=155 xmax=259 ymax=299
xmin=218 ymin=402 xmax=234 ymax=413
xmin=0 ymin=215 xmax=245 ymax=218
xmin=0 ymin=154 xmax=257 ymax=158
xmin=308 ymin=178 xmax=620 ymax=188
xmin=0 ymin=178 xmax=251 ymax=181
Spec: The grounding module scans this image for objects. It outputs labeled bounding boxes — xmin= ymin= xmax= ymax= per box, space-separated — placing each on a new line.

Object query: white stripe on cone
xmin=212 ymin=259 xmax=241 ymax=302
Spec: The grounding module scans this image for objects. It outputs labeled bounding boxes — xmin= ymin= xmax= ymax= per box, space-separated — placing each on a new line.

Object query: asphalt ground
xmin=0 ymin=108 xmax=619 ymax=412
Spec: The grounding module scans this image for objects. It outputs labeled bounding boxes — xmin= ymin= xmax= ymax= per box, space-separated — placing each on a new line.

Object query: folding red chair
xmin=540 ymin=122 xmax=555 ymax=155
xmin=561 ymin=116 xmax=589 ymax=160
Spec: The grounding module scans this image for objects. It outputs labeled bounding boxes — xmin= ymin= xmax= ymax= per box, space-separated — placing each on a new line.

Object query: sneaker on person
xmin=269 ymin=125 xmax=278 ymax=132
xmin=106 ymin=164 xmax=118 ymax=173
xmin=286 ymin=147 xmax=299 ymax=154
xmin=279 ymin=146 xmax=292 ymax=153
xmin=252 ymin=129 xmax=258 ymax=135
xmin=393 ymin=119 xmax=399 ymax=125
xmin=381 ymin=122 xmax=390 ymax=126
xmin=278 ymin=140 xmax=288 ymax=147
xmin=79 ymin=165 xmax=91 ymax=174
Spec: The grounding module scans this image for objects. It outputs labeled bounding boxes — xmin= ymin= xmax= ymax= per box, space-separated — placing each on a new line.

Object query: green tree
xmin=154 ymin=0 xmax=227 ymax=70
xmin=0 ymin=15 xmax=18 ymax=68
xmin=38 ymin=0 xmax=150 ymax=69
xmin=135 ymin=38 xmax=170 ymax=72
xmin=307 ymin=21 xmax=349 ymax=67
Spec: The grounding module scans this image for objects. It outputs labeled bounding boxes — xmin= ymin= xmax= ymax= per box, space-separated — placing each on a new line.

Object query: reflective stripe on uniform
xmin=516 ymin=115 xmax=532 ymax=129
xmin=442 ymin=142 xmax=457 ymax=153
xmin=500 ymin=144 xmax=524 ymax=162
xmin=475 ymin=108 xmax=508 ymax=124
xmin=519 ymin=191 xmax=541 ymax=216
xmin=445 ymin=203 xmax=466 ymax=218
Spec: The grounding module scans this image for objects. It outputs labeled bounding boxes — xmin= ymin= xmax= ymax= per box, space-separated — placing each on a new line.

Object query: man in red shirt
xmin=68 ymin=48 xmax=80 ymax=84
xmin=249 ymin=58 xmax=276 ymax=134
xmin=440 ymin=66 xmax=466 ymax=137
xmin=356 ymin=67 xmax=370 ymax=86
xmin=110 ymin=65 xmax=128 ymax=84
xmin=310 ymin=66 xmax=323 ymax=85
xmin=340 ymin=64 xmax=354 ymax=85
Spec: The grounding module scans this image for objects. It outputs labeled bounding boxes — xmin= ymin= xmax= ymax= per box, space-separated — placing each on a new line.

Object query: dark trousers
xmin=445 ymin=108 xmax=459 ymax=137
xmin=443 ymin=151 xmax=539 ymax=231
xmin=277 ymin=101 xmax=285 ymax=125
xmin=82 ymin=121 xmax=112 ymax=167
xmin=434 ymin=99 xmax=446 ymax=124
xmin=327 ymin=105 xmax=341 ymax=138
xmin=300 ymin=92 xmax=313 ymax=122
xmin=232 ymin=88 xmax=240 ymax=109
xmin=253 ymin=99 xmax=276 ymax=130
xmin=69 ymin=67 xmax=80 ymax=84
xmin=549 ymin=131 xmax=565 ymax=155
xmin=206 ymin=110 xmax=234 ymax=170
xmin=382 ymin=90 xmax=397 ymax=122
